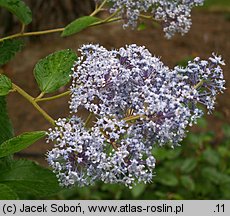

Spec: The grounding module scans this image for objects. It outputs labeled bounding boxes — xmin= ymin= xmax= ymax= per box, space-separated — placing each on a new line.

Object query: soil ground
xmin=4 ymin=10 xmax=230 ymax=166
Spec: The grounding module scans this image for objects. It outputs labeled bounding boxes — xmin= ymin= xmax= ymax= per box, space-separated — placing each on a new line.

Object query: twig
xmin=35 ymin=90 xmax=71 ymax=102
xmin=12 ymin=83 xmax=55 ymax=125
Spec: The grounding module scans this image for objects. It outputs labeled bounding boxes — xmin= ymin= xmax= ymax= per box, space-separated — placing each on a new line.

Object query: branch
xmin=0 ymin=6 xmax=121 ymax=43
xmin=0 ymin=28 xmax=64 ymax=42
xmin=90 ymin=0 xmax=107 ymax=17
xmin=12 ymin=83 xmax=55 ymax=125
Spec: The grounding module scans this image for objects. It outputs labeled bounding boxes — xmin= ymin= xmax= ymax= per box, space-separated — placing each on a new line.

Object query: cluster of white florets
xmin=153 ymin=0 xmax=205 ymax=38
xmin=47 ymin=44 xmax=225 ymax=188
xmin=96 ymin=0 xmax=204 ymax=38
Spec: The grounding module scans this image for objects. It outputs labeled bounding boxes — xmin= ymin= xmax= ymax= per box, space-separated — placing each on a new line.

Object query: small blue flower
xmin=47 ymin=44 xmax=225 ymax=187
xmin=96 ymin=0 xmax=204 ymax=38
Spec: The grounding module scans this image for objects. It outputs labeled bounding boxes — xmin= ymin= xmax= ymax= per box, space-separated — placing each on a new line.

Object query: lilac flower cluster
xmin=154 ymin=0 xmax=205 ymax=38
xmin=47 ymin=44 xmax=225 ymax=188
xmin=47 ymin=116 xmax=154 ymax=187
xmin=96 ymin=0 xmax=204 ymax=38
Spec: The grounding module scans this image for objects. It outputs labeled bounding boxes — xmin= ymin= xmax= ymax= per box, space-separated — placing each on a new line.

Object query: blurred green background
xmin=203 ymin=0 xmax=230 ymax=8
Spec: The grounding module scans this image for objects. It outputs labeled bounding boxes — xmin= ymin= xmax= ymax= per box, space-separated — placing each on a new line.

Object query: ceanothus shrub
xmin=96 ymin=0 xmax=205 ymax=38
xmin=0 ymin=0 xmax=226 ymax=197
xmin=47 ymin=44 xmax=225 ymax=188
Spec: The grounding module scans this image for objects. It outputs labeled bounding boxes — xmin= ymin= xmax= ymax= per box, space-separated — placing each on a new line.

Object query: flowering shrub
xmin=97 ymin=0 xmax=204 ymax=38
xmin=0 ymin=0 xmax=227 ymax=199
xmin=52 ymin=123 xmax=230 ymax=199
xmin=47 ymin=44 xmax=225 ymax=188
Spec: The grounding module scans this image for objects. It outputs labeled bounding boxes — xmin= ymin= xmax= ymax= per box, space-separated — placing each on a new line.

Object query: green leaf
xmin=180 ymin=175 xmax=195 ymax=191
xmin=219 ymin=174 xmax=230 ymax=184
xmin=218 ymin=146 xmax=230 ymax=157
xmin=221 ymin=184 xmax=230 ymax=199
xmin=196 ymin=117 xmax=207 ymax=129
xmin=168 ymin=193 xmax=184 ymax=200
xmin=202 ymin=148 xmax=220 ymax=166
xmin=222 ymin=123 xmax=230 ymax=138
xmin=153 ymin=147 xmax=181 ymax=160
xmin=34 ymin=49 xmax=77 ymax=93
xmin=131 ymin=183 xmax=147 ymax=198
xmin=153 ymin=147 xmax=169 ymax=160
xmin=0 ymin=0 xmax=32 ymax=25
xmin=0 ymin=183 xmax=19 ymax=200
xmin=166 ymin=148 xmax=182 ymax=159
xmin=0 ymin=39 xmax=24 ymax=67
xmin=202 ymin=167 xmax=222 ymax=184
xmin=156 ymin=168 xmax=179 ymax=187
xmin=0 ymin=159 xmax=61 ymax=198
xmin=0 ymin=97 xmax=13 ymax=144
xmin=0 ymin=96 xmax=14 ymax=165
xmin=61 ymin=16 xmax=101 ymax=37
xmin=176 ymin=56 xmax=194 ymax=67
xmin=180 ymin=158 xmax=198 ymax=173
xmin=0 ymin=131 xmax=45 ymax=158
xmin=0 ymin=74 xmax=12 ymax=96
xmin=196 ymin=180 xmax=215 ymax=197
xmin=137 ymin=23 xmax=147 ymax=31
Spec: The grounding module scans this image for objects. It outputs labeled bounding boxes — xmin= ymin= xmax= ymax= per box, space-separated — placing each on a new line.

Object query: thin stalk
xmin=35 ymin=90 xmax=71 ymax=102
xmin=95 ymin=2 xmax=99 ymax=10
xmin=102 ymin=8 xmax=121 ymax=23
xmin=0 ymin=28 xmax=64 ymax=42
xmin=139 ymin=14 xmax=158 ymax=25
xmin=85 ymin=112 xmax=93 ymax=127
xmin=36 ymin=92 xmax=45 ymax=100
xmin=0 ymin=14 xmax=121 ymax=43
xmin=139 ymin=14 xmax=153 ymax=19
xmin=20 ymin=23 xmax=25 ymax=33
xmin=0 ymin=16 xmax=121 ymax=42
xmin=194 ymin=80 xmax=204 ymax=89
xmin=123 ymin=114 xmax=142 ymax=122
xmin=90 ymin=0 xmax=107 ymax=17
xmin=90 ymin=17 xmax=122 ymax=27
xmin=12 ymin=83 xmax=55 ymax=125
